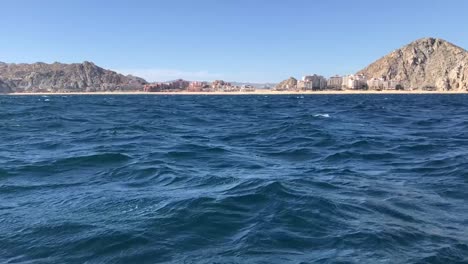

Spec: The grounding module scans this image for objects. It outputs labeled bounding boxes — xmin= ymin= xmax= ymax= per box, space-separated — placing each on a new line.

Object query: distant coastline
xmin=1 ymin=38 xmax=467 ymax=94
xmin=5 ymin=90 xmax=468 ymax=96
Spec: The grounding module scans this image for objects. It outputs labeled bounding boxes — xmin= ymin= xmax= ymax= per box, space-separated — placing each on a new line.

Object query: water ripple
xmin=0 ymin=94 xmax=467 ymax=263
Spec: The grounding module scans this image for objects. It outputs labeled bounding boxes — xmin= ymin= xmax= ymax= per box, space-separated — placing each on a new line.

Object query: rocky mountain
xmin=0 ymin=61 xmax=147 ymax=92
xmin=275 ymin=77 xmax=297 ymax=90
xmin=358 ymin=38 xmax=468 ymax=91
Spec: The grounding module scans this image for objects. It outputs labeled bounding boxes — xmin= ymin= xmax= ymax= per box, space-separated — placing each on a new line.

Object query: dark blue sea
xmin=1 ymin=94 xmax=467 ymax=264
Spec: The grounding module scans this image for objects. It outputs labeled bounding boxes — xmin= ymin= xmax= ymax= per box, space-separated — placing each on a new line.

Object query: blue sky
xmin=1 ymin=0 xmax=467 ymax=82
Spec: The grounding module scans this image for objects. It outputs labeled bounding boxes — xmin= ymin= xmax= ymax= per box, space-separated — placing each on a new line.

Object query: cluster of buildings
xmin=143 ymin=75 xmax=403 ymax=93
xmin=342 ymin=75 xmax=402 ymax=90
xmin=275 ymin=74 xmax=403 ymax=91
xmin=143 ymin=79 xmax=190 ymax=92
xmin=144 ymin=79 xmax=256 ymax=92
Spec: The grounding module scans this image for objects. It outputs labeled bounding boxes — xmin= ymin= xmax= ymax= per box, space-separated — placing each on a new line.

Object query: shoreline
xmin=3 ymin=90 xmax=468 ymax=96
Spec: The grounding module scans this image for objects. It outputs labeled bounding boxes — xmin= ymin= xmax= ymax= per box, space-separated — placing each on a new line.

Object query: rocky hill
xmin=0 ymin=61 xmax=147 ymax=93
xmin=275 ymin=77 xmax=297 ymax=90
xmin=357 ymin=38 xmax=468 ymax=91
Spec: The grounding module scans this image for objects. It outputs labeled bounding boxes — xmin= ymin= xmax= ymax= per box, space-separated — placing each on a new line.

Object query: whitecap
xmin=314 ymin=113 xmax=330 ymax=118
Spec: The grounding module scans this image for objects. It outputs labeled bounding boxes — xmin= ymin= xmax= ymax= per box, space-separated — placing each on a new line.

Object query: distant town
xmin=143 ymin=74 xmax=404 ymax=93
xmin=144 ymin=80 xmax=256 ymax=93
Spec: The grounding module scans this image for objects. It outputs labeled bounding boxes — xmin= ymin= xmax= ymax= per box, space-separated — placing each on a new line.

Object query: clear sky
xmin=1 ymin=0 xmax=467 ymax=83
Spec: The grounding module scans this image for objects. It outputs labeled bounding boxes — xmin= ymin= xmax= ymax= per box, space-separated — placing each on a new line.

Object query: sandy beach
xmin=4 ymin=90 xmax=468 ymax=96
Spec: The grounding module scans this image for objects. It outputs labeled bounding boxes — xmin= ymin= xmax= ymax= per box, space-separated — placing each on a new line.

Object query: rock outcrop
xmin=357 ymin=38 xmax=468 ymax=91
xmin=275 ymin=77 xmax=297 ymax=90
xmin=0 ymin=79 xmax=11 ymax=93
xmin=0 ymin=61 xmax=147 ymax=92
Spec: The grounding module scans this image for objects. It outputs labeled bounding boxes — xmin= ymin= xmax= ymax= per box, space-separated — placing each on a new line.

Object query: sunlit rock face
xmin=358 ymin=38 xmax=468 ymax=91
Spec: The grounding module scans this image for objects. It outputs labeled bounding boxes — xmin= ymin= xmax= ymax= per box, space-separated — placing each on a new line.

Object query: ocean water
xmin=1 ymin=94 xmax=467 ymax=264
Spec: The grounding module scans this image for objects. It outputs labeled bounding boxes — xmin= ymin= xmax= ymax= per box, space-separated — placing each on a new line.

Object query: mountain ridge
xmin=0 ymin=61 xmax=147 ymax=93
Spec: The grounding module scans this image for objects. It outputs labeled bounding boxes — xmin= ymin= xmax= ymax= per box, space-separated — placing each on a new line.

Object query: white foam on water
xmin=314 ymin=113 xmax=330 ymax=118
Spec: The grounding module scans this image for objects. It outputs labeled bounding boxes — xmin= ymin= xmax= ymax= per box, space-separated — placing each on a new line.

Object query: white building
xmin=302 ymin=74 xmax=327 ymax=90
xmin=342 ymin=74 xmax=367 ymax=89
xmin=367 ymin=77 xmax=384 ymax=90
xmin=327 ymin=75 xmax=343 ymax=90
xmin=367 ymin=77 xmax=400 ymax=90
